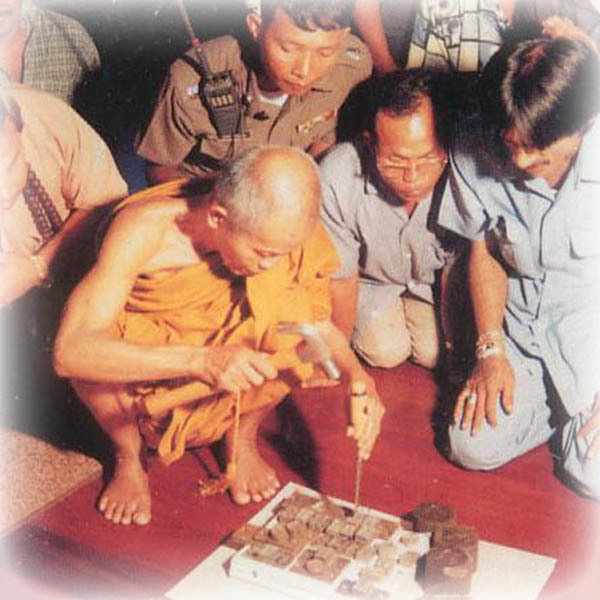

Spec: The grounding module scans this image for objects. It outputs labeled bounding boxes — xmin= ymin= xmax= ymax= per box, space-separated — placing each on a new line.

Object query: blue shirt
xmin=320 ymin=142 xmax=453 ymax=310
xmin=439 ymin=116 xmax=600 ymax=414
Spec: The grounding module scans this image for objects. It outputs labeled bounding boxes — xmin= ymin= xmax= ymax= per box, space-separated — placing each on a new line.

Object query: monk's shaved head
xmin=213 ymin=145 xmax=322 ymax=237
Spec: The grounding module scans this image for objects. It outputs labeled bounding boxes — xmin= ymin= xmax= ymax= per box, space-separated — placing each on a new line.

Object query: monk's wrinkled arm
xmin=54 ymin=208 xmax=205 ymax=383
xmin=314 ymin=319 xmax=385 ymax=459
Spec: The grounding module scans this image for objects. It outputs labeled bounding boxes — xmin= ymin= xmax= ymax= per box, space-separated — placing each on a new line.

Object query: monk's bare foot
xmin=98 ymin=454 xmax=151 ymax=525
xmin=229 ymin=441 xmax=280 ymax=505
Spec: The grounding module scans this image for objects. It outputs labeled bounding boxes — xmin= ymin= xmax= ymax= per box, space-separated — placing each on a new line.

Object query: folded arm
xmin=0 ymin=209 xmax=92 ymax=307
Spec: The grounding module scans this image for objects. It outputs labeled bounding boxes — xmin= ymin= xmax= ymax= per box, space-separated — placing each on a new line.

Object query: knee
xmin=559 ymin=413 xmax=600 ymax=500
xmin=561 ymin=445 xmax=600 ymax=500
xmin=448 ymin=425 xmax=512 ymax=471
xmin=411 ymin=338 xmax=440 ymax=370
xmin=353 ymin=330 xmax=411 ymax=368
xmin=562 ymin=461 xmax=600 ymax=500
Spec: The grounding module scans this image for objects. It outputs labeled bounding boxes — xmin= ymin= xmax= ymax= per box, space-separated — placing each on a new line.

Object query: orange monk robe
xmin=110 ymin=180 xmax=340 ymax=465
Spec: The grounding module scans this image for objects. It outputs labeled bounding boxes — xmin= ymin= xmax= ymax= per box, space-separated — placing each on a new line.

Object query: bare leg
xmin=71 ymin=380 xmax=151 ymax=526
xmin=227 ymin=405 xmax=281 ymax=505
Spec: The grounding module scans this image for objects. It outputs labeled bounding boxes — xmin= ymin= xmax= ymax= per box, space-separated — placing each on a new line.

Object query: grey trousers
xmin=449 ymin=337 xmax=600 ymax=500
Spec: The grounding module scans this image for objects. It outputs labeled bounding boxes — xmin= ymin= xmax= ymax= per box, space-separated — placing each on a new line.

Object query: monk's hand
xmin=199 ymin=345 xmax=277 ymax=394
xmin=577 ymin=393 xmax=600 ymax=459
xmin=455 ymin=354 xmax=514 ymax=436
xmin=346 ymin=378 xmax=385 ymax=461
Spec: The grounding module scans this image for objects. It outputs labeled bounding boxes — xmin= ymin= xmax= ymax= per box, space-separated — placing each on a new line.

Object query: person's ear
xmin=246 ymin=11 xmax=263 ymax=42
xmin=207 ymin=204 xmax=229 ymax=230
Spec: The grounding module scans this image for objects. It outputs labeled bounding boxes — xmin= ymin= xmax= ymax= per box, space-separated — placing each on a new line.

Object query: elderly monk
xmin=54 ymin=145 xmax=384 ymax=526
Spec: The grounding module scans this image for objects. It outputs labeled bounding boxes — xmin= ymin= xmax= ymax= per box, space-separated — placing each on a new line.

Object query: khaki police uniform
xmin=136 ymin=34 xmax=372 ymax=176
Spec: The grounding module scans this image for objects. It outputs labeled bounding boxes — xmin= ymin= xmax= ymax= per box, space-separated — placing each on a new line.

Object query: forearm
xmin=353 ymin=0 xmax=398 ymax=73
xmin=53 ymin=329 xmax=216 ymax=383
xmin=315 ymin=319 xmax=373 ymax=386
xmin=329 ymin=275 xmax=358 ymax=340
xmin=468 ymin=239 xmax=508 ymax=336
xmin=318 ymin=318 xmax=383 ymax=457
xmin=0 ymin=210 xmax=94 ymax=306
xmin=457 ymin=241 xmax=514 ymax=430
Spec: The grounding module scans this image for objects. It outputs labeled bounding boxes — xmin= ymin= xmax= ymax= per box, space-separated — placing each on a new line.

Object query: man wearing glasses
xmin=320 ymin=70 xmax=457 ymax=370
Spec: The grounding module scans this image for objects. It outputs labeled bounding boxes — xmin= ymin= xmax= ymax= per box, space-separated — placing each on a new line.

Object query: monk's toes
xmin=248 ymin=481 xmax=277 ymax=503
xmin=121 ymin=501 xmax=138 ymax=525
xmin=132 ymin=509 xmax=151 ymax=526
xmin=251 ymin=491 xmax=264 ymax=503
xmin=111 ymin=502 xmax=126 ymax=524
xmin=231 ymin=487 xmax=251 ymax=505
xmin=101 ymin=499 xmax=116 ymax=521
xmin=98 ymin=495 xmax=109 ymax=512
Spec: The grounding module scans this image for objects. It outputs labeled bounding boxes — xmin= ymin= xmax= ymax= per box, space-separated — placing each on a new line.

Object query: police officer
xmin=136 ymin=0 xmax=372 ymax=184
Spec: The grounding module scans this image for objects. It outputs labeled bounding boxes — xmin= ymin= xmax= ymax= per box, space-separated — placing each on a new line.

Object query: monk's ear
xmin=246 ymin=11 xmax=262 ymax=41
xmin=207 ymin=204 xmax=229 ymax=230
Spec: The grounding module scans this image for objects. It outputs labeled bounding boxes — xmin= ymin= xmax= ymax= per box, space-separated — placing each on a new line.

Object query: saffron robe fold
xmin=112 ymin=180 xmax=340 ymax=464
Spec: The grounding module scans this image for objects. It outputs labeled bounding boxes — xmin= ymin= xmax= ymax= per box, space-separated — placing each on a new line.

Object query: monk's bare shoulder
xmin=97 ymin=198 xmax=192 ymax=274
xmin=114 ymin=197 xmax=189 ymax=227
xmin=105 ymin=198 xmax=200 ymax=273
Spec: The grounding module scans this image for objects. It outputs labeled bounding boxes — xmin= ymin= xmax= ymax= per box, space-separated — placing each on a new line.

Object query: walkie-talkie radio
xmin=175 ymin=0 xmax=243 ymax=138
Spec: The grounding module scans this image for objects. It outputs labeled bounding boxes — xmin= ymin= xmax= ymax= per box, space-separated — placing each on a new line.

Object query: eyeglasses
xmin=377 ymin=153 xmax=447 ymax=175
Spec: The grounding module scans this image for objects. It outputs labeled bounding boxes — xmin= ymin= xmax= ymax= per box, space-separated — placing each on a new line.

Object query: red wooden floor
xmin=3 ymin=362 xmax=600 ymax=599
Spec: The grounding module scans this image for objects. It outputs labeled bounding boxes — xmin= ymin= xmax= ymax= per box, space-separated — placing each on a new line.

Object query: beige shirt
xmin=136 ymin=34 xmax=372 ymax=176
xmin=0 ymin=85 xmax=127 ymax=255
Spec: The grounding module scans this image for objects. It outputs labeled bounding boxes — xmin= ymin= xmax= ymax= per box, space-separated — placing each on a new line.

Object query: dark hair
xmin=361 ymin=69 xmax=452 ymax=147
xmin=260 ymin=0 xmax=350 ymax=31
xmin=479 ymin=37 xmax=600 ymax=149
xmin=351 ymin=70 xmax=455 ymax=178
xmin=348 ymin=69 xmax=457 ymax=195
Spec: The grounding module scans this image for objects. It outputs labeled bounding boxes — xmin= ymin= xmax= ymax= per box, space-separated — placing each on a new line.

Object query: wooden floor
xmin=3 ymin=362 xmax=600 ymax=599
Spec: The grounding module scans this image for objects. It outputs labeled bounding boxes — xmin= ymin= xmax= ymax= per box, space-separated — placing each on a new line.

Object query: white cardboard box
xmin=167 ymin=482 xmax=556 ymax=600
